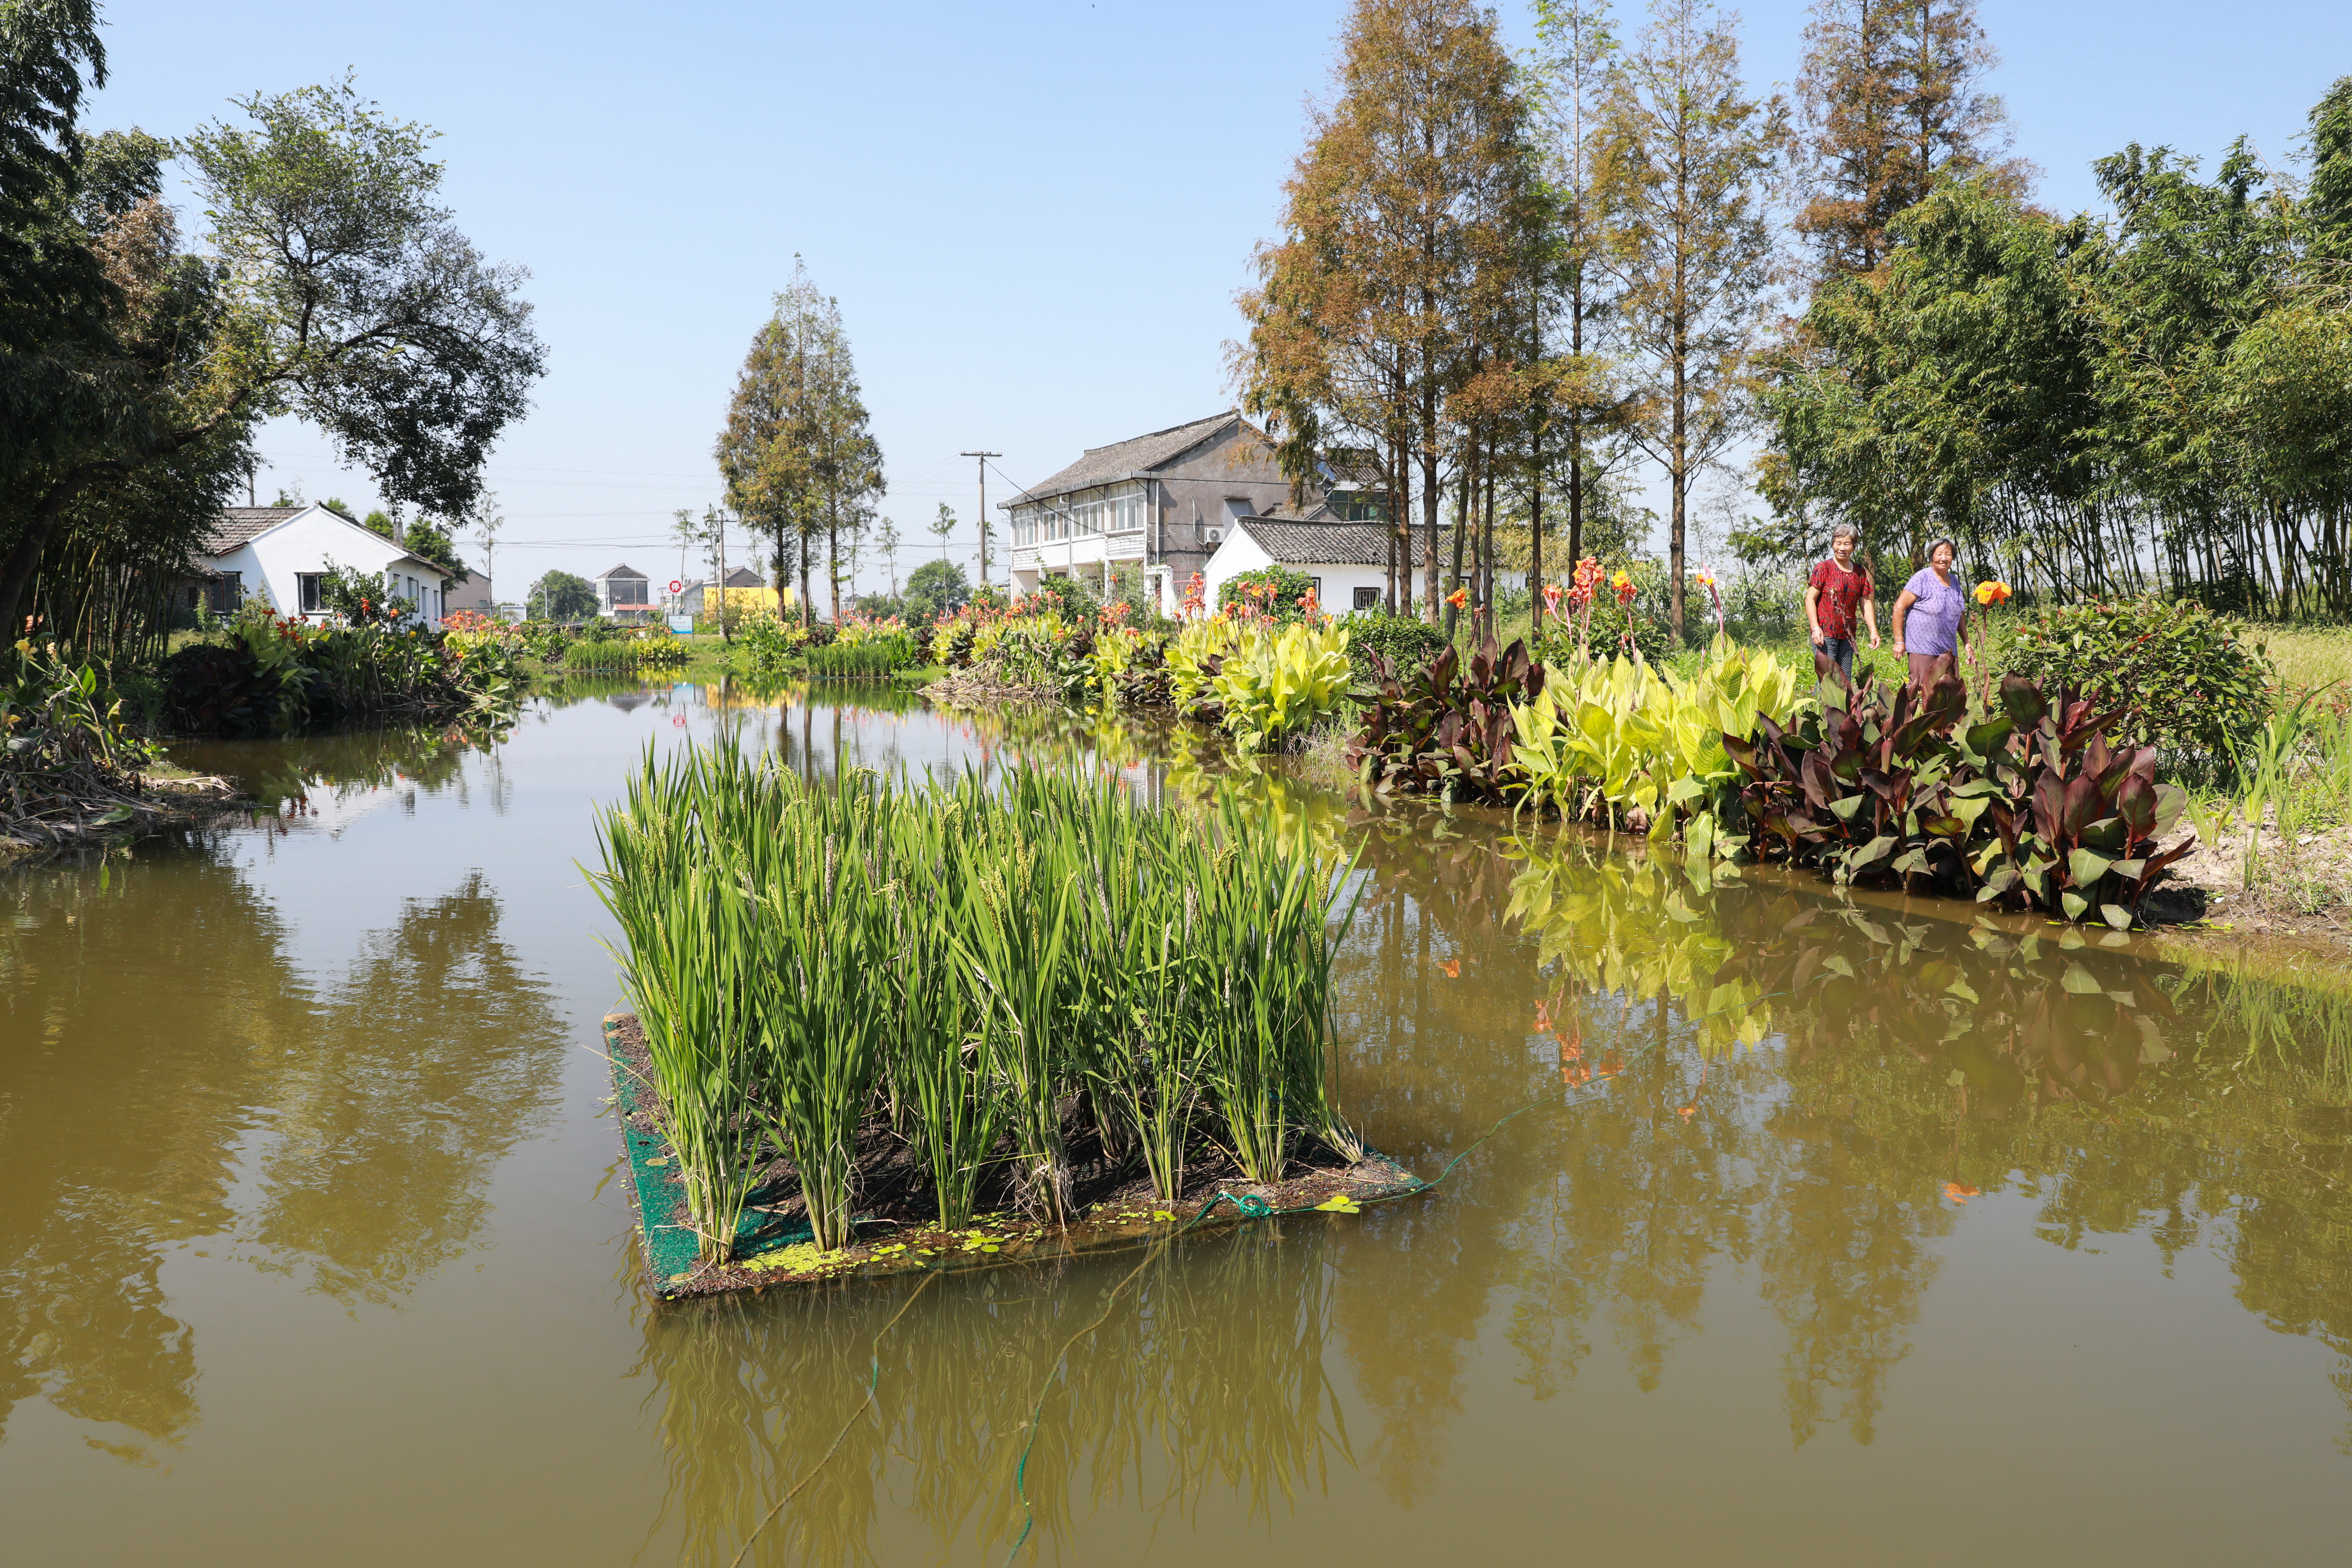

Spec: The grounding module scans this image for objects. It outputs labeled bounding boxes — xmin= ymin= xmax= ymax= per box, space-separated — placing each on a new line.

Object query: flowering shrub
xmin=1217 ymin=566 xmax=1316 ymax=621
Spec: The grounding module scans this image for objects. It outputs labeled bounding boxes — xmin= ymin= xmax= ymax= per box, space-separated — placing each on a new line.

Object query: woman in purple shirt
xmin=1890 ymin=538 xmax=1969 ymax=692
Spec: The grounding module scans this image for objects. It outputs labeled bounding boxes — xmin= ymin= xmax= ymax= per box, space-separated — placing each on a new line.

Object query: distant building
xmin=595 ymin=564 xmax=652 ymax=622
xmin=445 ymin=570 xmax=496 ymax=617
xmin=1002 ymin=412 xmax=1304 ymax=614
xmin=198 ymin=505 xmax=455 ymax=628
xmin=676 ymin=565 xmax=765 ymax=618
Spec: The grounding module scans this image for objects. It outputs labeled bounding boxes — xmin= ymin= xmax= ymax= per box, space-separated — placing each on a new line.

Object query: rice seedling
xmin=590 ymin=741 xmax=1364 ymax=1259
xmin=590 ymin=756 xmax=768 ymax=1263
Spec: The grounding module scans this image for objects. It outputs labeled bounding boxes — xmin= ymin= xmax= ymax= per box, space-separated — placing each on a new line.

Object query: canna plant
xmin=1348 ymin=634 xmax=1545 ymax=799
xmin=1724 ymin=671 xmax=2196 ymax=926
xmin=1209 ymin=621 xmax=1353 ymax=751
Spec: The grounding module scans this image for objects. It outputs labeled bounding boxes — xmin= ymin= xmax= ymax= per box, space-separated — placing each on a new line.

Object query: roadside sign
xmin=668 ymin=579 xmax=684 ymax=594
xmin=667 ymin=616 xmax=695 ymax=635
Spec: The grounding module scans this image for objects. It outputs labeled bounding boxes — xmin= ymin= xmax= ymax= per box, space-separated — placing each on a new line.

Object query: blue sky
xmin=91 ymin=0 xmax=2352 ymax=598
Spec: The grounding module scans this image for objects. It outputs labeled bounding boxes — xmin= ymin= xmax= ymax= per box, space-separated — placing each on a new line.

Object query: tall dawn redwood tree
xmin=1529 ymin=0 xmax=1627 ymax=612
xmin=715 ymin=259 xmax=883 ymax=624
xmin=1596 ymin=0 xmax=1785 ymax=642
xmin=1236 ymin=0 xmax=1534 ymax=622
xmin=1792 ymin=0 xmax=2029 ymax=278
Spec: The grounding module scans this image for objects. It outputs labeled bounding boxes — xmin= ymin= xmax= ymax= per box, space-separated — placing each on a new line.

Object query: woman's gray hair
xmin=1829 ymin=523 xmax=1860 ymax=544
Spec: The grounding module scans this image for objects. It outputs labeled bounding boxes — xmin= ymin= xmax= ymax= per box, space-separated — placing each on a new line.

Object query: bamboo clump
xmin=590 ymin=743 xmax=1360 ymax=1263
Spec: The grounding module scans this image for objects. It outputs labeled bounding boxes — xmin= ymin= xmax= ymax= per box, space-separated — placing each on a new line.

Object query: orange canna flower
xmin=1559 ymin=1040 xmax=1582 ymax=1062
xmin=1438 ymin=957 xmax=1461 ymax=978
xmin=1676 ymin=1105 xmax=1698 ymax=1119
xmin=1944 ymin=1182 xmax=1980 ymax=1202
xmin=1533 ymin=1000 xmax=1553 ymax=1031
xmin=1563 ymin=1064 xmax=1591 ymax=1087
xmin=1446 ymin=586 xmax=1468 ymax=610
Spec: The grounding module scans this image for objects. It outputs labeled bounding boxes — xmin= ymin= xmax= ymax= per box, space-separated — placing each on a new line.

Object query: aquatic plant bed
xmin=608 ymin=1014 xmax=1425 ymax=1300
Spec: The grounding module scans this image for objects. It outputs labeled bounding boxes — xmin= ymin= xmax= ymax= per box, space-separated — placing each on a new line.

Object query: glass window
xmin=1353 ymin=586 xmax=1381 ymax=610
xmin=296 ymin=573 xmax=322 ymax=614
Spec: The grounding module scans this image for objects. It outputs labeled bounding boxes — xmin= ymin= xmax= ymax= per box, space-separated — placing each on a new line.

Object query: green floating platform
xmin=604 ymin=1014 xmax=1433 ymax=1301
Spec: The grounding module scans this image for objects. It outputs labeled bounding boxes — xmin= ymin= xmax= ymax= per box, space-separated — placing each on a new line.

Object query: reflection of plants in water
xmin=1502 ymin=834 xmax=1774 ymax=1055
xmin=169 ymin=713 xmax=514 ymax=808
xmin=630 ymin=1227 xmax=1349 ymax=1566
xmin=241 ymin=872 xmax=569 ymax=1304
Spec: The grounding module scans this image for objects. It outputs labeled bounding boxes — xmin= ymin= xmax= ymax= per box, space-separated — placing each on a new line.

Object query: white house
xmin=200 ymin=505 xmax=458 ymax=628
xmin=1201 ymin=516 xmax=1446 ymax=616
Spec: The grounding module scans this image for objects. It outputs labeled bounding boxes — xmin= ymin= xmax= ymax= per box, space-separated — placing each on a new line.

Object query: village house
xmin=594 ymin=564 xmax=653 ymax=621
xmin=1002 ymin=411 xmax=1306 ymax=615
xmin=674 ymin=565 xmax=766 ymax=619
xmin=197 ymin=504 xmax=460 ymax=628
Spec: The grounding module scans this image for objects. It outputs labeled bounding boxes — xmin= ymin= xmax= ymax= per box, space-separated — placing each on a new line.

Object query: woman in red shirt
xmin=1805 ymin=524 xmax=1879 ymax=680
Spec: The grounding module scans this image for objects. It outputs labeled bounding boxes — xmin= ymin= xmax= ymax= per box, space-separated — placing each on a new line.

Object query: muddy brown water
xmin=4 ymin=678 xmax=2348 ymax=1565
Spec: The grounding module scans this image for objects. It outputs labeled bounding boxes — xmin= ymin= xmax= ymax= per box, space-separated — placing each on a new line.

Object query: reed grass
xmin=590 ymin=743 xmax=1361 ymax=1259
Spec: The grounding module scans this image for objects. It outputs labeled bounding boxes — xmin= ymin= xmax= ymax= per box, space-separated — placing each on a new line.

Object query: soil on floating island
xmin=605 ymin=1014 xmax=1429 ymax=1301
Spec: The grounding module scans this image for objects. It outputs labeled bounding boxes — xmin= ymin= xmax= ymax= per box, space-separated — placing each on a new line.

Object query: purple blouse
xmin=1900 ymin=569 xmax=1967 ymax=655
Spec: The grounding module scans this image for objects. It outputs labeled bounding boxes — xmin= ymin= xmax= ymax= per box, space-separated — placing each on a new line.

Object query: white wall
xmin=212 ymin=506 xmax=452 ymax=628
xmin=1199 ymin=531 xmax=1394 ymax=616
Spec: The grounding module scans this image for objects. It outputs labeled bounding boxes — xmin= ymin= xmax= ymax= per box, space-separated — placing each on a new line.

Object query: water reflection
xmin=630 ymin=1227 xmax=1352 ymax=1566
xmin=0 ymin=846 xmax=565 ymax=1458
xmin=4 ymin=675 xmax=2348 ymax=1564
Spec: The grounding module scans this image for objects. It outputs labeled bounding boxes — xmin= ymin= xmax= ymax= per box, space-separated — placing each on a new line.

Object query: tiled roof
xmin=1011 ymin=412 xmax=1244 ymax=504
xmin=201 ymin=506 xmax=303 ymax=555
xmin=1237 ymin=518 xmax=1451 ymax=568
xmin=599 ymin=563 xmax=648 ymax=581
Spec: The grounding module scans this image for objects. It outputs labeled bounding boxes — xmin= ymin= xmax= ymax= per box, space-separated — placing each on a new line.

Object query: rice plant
xmin=589 ymin=741 xmax=1362 ymax=1262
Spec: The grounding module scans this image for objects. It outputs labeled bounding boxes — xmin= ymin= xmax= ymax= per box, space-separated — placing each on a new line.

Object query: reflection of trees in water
xmin=0 ymin=853 xmax=566 ymax=1459
xmin=630 ymin=1228 xmax=1349 ymax=1566
xmin=1315 ymin=817 xmax=2352 ymax=1464
xmin=167 ymin=713 xmax=514 ymax=811
xmin=243 ymin=872 xmax=569 ymax=1305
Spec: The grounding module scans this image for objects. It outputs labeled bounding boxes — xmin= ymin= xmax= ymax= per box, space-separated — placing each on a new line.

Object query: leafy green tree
xmin=0 ymin=44 xmax=545 ymax=641
xmin=1238 ymin=0 xmax=1540 ymax=622
xmin=362 ymin=508 xmax=397 ymax=537
xmin=530 ymin=569 xmax=596 ymax=622
xmin=715 ymin=258 xmax=886 ymax=625
xmin=401 ymin=516 xmax=469 ymax=582
xmin=901 ymin=558 xmax=968 ymax=623
xmin=1527 ymin=0 xmax=1632 ymax=614
xmin=1791 ymin=0 xmax=2027 ymax=278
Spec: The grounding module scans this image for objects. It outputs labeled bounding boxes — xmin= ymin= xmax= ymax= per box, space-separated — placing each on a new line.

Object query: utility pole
xmin=960 ymin=451 xmax=1001 ymax=589
xmin=715 ymin=507 xmax=730 ymax=644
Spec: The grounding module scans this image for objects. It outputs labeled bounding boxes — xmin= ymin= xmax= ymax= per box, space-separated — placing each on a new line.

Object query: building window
xmin=1309 ymin=577 xmax=1322 ymax=597
xmin=1353 ymin=586 xmax=1381 ymax=611
xmin=297 ymin=573 xmax=323 ymax=614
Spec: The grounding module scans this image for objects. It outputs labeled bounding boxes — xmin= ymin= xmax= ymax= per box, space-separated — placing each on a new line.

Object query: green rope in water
xmin=728 ymin=1270 xmax=940 ymax=1568
xmin=997 ymin=1102 xmax=1541 ymax=1566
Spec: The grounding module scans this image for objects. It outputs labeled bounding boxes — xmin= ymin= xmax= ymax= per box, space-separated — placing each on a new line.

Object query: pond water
xmin=4 ymin=678 xmax=2349 ymax=1566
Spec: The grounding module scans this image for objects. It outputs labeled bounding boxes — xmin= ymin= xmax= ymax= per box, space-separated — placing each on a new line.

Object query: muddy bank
xmin=0 ymin=769 xmax=250 ymax=864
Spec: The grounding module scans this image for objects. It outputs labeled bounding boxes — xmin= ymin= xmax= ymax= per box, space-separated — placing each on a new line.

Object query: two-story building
xmin=594 ymin=564 xmax=653 ymax=622
xmin=1003 ymin=411 xmax=1308 ymax=614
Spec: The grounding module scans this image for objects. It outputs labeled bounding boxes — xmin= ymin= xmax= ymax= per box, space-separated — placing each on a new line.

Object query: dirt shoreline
xmin=0 ymin=770 xmax=253 ymax=866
